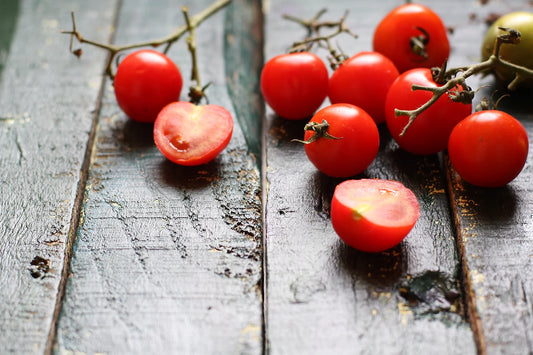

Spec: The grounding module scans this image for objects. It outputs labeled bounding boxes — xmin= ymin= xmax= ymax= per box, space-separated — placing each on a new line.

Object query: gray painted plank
xmin=0 ymin=0 xmax=116 ymax=353
xmin=263 ymin=1 xmax=484 ymax=354
xmin=54 ymin=0 xmax=263 ymax=353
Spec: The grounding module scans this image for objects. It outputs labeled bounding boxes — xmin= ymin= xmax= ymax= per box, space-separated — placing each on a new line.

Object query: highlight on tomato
xmin=114 ymin=49 xmax=183 ymax=123
xmin=331 ymin=179 xmax=420 ymax=253
xmin=448 ymin=110 xmax=529 ymax=188
xmin=373 ymin=3 xmax=450 ymax=73
xmin=153 ymin=101 xmax=233 ymax=166
xmin=301 ymin=103 xmax=380 ymax=178
xmin=328 ymin=51 xmax=399 ymax=124
xmin=385 ymin=68 xmax=472 ymax=155
xmin=260 ymin=52 xmax=329 ymax=120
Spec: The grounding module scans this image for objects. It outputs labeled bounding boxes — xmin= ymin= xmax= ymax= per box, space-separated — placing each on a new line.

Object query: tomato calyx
xmin=410 ymin=26 xmax=430 ymax=60
xmin=293 ymin=119 xmax=343 ymax=144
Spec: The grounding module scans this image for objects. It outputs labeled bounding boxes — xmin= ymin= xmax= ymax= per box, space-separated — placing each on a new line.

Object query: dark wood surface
xmin=0 ymin=0 xmax=532 ymax=354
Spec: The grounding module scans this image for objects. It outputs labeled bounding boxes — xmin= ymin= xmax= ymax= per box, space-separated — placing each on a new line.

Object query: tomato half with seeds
xmin=114 ymin=50 xmax=183 ymax=123
xmin=153 ymin=102 xmax=233 ymax=166
xmin=303 ymin=104 xmax=379 ymax=178
xmin=385 ymin=68 xmax=472 ymax=155
xmin=373 ymin=3 xmax=450 ymax=73
xmin=448 ymin=110 xmax=529 ymax=187
xmin=328 ymin=51 xmax=399 ymax=124
xmin=331 ymin=179 xmax=420 ymax=253
xmin=261 ymin=52 xmax=329 ymax=120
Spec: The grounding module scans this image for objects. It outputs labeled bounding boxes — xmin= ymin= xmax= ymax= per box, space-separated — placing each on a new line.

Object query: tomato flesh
xmin=153 ymin=102 xmax=233 ymax=166
xmin=114 ymin=50 xmax=183 ymax=123
xmin=448 ymin=110 xmax=529 ymax=187
xmin=331 ymin=179 xmax=420 ymax=253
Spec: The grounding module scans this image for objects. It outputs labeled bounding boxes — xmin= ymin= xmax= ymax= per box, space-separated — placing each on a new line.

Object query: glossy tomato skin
xmin=260 ymin=52 xmax=329 ymax=120
xmin=114 ymin=50 xmax=183 ymax=123
xmin=303 ymin=104 xmax=379 ymax=178
xmin=385 ymin=68 xmax=472 ymax=155
xmin=328 ymin=51 xmax=399 ymax=124
xmin=481 ymin=12 xmax=533 ymax=87
xmin=153 ymin=101 xmax=233 ymax=166
xmin=373 ymin=4 xmax=450 ymax=73
xmin=448 ymin=110 xmax=529 ymax=187
xmin=331 ymin=179 xmax=420 ymax=253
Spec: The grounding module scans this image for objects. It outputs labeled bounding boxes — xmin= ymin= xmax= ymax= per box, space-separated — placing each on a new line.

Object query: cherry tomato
xmin=448 ymin=110 xmax=529 ymax=187
xmin=114 ymin=50 xmax=183 ymax=123
xmin=331 ymin=179 xmax=420 ymax=253
xmin=260 ymin=52 xmax=329 ymax=120
xmin=373 ymin=4 xmax=450 ymax=73
xmin=481 ymin=12 xmax=533 ymax=88
xmin=385 ymin=68 xmax=472 ymax=155
xmin=302 ymin=104 xmax=379 ymax=178
xmin=328 ymin=51 xmax=399 ymax=124
xmin=153 ymin=101 xmax=233 ymax=166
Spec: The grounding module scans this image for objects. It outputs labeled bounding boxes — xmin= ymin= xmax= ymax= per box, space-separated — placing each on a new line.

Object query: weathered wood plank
xmin=0 ymin=0 xmax=116 ymax=353
xmin=263 ymin=1 xmax=483 ymax=353
xmin=54 ymin=0 xmax=263 ymax=353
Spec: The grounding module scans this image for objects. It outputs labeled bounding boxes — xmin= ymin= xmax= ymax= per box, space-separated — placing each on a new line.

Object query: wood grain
xmin=53 ymin=0 xmax=264 ymax=353
xmin=0 ymin=0 xmax=115 ymax=353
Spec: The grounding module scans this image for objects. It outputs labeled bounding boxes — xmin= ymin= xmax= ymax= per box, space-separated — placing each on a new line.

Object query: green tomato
xmin=481 ymin=11 xmax=533 ymax=88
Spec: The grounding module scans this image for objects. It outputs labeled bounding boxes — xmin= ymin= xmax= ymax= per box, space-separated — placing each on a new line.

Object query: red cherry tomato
xmin=373 ymin=4 xmax=450 ymax=73
xmin=448 ymin=110 xmax=529 ymax=187
xmin=331 ymin=179 xmax=420 ymax=253
xmin=260 ymin=52 xmax=329 ymax=120
xmin=385 ymin=68 xmax=472 ymax=155
xmin=114 ymin=50 xmax=183 ymax=123
xmin=303 ymin=104 xmax=379 ymax=178
xmin=153 ymin=101 xmax=233 ymax=166
xmin=328 ymin=51 xmax=399 ymax=124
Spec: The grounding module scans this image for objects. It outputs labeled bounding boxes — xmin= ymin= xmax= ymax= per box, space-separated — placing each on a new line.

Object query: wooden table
xmin=1 ymin=0 xmax=532 ymax=354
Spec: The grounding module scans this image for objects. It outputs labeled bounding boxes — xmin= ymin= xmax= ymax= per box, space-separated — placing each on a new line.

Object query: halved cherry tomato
xmin=385 ymin=68 xmax=472 ymax=155
xmin=260 ymin=52 xmax=329 ymax=120
xmin=331 ymin=179 xmax=420 ymax=253
xmin=114 ymin=50 xmax=183 ymax=123
xmin=153 ymin=101 xmax=233 ymax=166
xmin=328 ymin=51 xmax=399 ymax=124
xmin=448 ymin=110 xmax=529 ymax=187
xmin=373 ymin=4 xmax=450 ymax=73
xmin=303 ymin=104 xmax=379 ymax=178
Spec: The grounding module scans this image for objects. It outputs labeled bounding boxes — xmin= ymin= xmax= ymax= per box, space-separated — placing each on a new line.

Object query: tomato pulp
xmin=114 ymin=50 xmax=183 ymax=123
xmin=153 ymin=102 xmax=233 ymax=166
xmin=331 ymin=179 xmax=420 ymax=253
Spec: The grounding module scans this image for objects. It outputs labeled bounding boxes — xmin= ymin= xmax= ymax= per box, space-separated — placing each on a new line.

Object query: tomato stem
xmin=61 ymin=0 xmax=231 ymax=80
xmin=292 ymin=120 xmax=343 ymax=144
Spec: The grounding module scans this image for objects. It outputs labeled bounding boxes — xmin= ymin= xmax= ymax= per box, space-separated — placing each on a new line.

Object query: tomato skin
xmin=328 ymin=51 xmax=399 ymax=124
xmin=385 ymin=68 xmax=472 ymax=155
xmin=481 ymin=12 xmax=533 ymax=87
xmin=260 ymin=52 xmax=329 ymax=120
xmin=373 ymin=4 xmax=450 ymax=73
xmin=303 ymin=104 xmax=379 ymax=178
xmin=331 ymin=179 xmax=420 ymax=253
xmin=153 ymin=102 xmax=233 ymax=166
xmin=114 ymin=50 xmax=183 ymax=123
xmin=448 ymin=110 xmax=529 ymax=187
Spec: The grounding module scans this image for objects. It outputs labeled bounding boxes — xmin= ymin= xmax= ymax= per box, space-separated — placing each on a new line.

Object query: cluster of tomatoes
xmin=261 ymin=4 xmax=530 ymax=252
xmin=113 ymin=49 xmax=234 ymax=166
